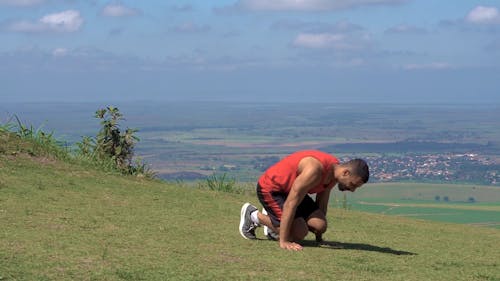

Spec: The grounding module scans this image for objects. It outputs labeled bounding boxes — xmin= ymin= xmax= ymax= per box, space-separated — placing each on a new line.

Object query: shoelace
xmin=248 ymin=222 xmax=259 ymax=233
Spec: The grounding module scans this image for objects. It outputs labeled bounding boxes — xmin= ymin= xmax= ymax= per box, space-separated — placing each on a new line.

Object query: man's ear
xmin=342 ymin=168 xmax=351 ymax=177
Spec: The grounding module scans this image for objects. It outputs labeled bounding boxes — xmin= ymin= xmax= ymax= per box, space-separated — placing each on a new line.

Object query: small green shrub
xmin=76 ymin=107 xmax=155 ymax=179
xmin=204 ymin=173 xmax=242 ymax=194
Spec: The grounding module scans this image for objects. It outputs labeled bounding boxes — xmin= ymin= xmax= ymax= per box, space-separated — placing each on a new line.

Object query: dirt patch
xmin=4 ymin=152 xmax=58 ymax=166
xmin=32 ymin=155 xmax=57 ymax=165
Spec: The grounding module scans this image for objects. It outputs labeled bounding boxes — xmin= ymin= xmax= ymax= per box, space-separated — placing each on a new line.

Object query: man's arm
xmin=314 ymin=187 xmax=332 ymax=243
xmin=279 ymin=158 xmax=323 ymax=251
xmin=316 ymin=187 xmax=333 ymax=216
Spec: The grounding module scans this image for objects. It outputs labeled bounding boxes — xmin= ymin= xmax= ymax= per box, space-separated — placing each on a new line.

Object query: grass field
xmin=1 ymin=146 xmax=500 ymax=280
xmin=351 ymin=201 xmax=500 ymax=228
xmin=344 ymin=183 xmax=500 ymax=229
xmin=350 ymin=183 xmax=500 ymax=203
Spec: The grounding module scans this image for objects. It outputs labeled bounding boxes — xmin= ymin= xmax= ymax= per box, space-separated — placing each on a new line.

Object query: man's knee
xmin=309 ymin=219 xmax=327 ymax=234
xmin=307 ymin=210 xmax=328 ymax=234
xmin=292 ymin=218 xmax=309 ymax=241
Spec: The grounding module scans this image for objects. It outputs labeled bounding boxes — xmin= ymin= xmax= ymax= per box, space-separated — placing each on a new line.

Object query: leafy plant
xmin=93 ymin=107 xmax=138 ymax=171
xmin=77 ymin=107 xmax=155 ymax=178
xmin=205 ymin=173 xmax=241 ymax=193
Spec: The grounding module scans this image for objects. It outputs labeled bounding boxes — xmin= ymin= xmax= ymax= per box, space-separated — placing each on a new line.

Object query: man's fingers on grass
xmin=288 ymin=242 xmax=303 ymax=251
xmin=280 ymin=241 xmax=303 ymax=251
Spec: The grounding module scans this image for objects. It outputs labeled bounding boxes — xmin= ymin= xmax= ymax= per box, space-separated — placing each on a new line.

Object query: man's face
xmin=338 ymin=175 xmax=364 ymax=192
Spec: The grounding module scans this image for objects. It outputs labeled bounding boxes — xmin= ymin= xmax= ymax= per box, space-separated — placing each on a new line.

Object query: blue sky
xmin=1 ymin=0 xmax=499 ymax=103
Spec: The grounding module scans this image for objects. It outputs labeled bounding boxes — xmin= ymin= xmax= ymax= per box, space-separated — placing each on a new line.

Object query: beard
xmin=338 ymin=183 xmax=348 ymax=191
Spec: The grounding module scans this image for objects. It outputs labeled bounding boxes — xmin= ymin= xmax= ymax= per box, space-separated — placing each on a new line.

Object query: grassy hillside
xmin=1 ymin=134 xmax=500 ymax=280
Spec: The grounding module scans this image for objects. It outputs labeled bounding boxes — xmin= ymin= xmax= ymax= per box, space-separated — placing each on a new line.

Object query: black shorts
xmin=256 ymin=183 xmax=319 ymax=227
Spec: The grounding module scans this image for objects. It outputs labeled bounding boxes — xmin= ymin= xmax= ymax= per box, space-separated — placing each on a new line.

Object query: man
xmin=239 ymin=150 xmax=369 ymax=251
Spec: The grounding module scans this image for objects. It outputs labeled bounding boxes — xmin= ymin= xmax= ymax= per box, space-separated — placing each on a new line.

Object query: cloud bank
xmin=404 ymin=62 xmax=453 ymax=71
xmin=6 ymin=10 xmax=83 ymax=33
xmin=101 ymin=3 xmax=141 ymax=17
xmin=385 ymin=24 xmax=427 ymax=34
xmin=169 ymin=22 xmax=211 ymax=33
xmin=293 ymin=33 xmax=345 ymax=49
xmin=466 ymin=6 xmax=500 ymax=25
xmin=219 ymin=0 xmax=405 ymax=12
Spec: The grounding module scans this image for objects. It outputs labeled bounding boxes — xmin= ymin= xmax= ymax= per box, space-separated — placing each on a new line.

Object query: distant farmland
xmin=343 ymin=183 xmax=500 ymax=229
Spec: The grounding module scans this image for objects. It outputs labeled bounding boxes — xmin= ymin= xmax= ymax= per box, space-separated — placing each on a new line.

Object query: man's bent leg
xmin=261 ymin=208 xmax=279 ymax=240
xmin=306 ymin=209 xmax=327 ymax=236
xmin=257 ymin=211 xmax=278 ymax=233
xmin=256 ymin=185 xmax=285 ymax=235
xmin=291 ymin=218 xmax=309 ymax=241
xmin=257 ymin=213 xmax=308 ymax=241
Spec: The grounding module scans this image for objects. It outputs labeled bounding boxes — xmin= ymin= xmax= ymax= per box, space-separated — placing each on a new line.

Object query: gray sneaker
xmin=239 ymin=203 xmax=258 ymax=240
xmin=262 ymin=208 xmax=279 ymax=241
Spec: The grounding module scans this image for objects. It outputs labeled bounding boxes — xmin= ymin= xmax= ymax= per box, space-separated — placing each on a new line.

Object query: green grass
xmin=1 ymin=143 xmax=500 ymax=280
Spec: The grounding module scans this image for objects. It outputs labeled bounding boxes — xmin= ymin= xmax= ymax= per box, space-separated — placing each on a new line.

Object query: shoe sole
xmin=239 ymin=203 xmax=252 ymax=240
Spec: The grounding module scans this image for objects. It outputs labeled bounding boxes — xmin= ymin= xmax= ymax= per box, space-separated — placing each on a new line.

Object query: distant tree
xmin=435 ymin=195 xmax=440 ymax=201
xmin=468 ymin=197 xmax=476 ymax=203
xmin=443 ymin=196 xmax=449 ymax=202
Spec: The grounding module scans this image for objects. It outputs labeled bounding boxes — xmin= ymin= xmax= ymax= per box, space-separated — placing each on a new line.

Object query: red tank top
xmin=258 ymin=150 xmax=339 ymax=194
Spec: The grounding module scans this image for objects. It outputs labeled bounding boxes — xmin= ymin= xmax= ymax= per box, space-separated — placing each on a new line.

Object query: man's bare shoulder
xmin=298 ymin=156 xmax=323 ymax=175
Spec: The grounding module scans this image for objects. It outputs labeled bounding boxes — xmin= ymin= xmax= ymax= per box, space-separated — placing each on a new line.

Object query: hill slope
xmin=1 ymin=141 xmax=499 ymax=280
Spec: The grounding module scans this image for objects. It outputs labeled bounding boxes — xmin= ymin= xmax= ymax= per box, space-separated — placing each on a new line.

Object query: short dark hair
xmin=346 ymin=159 xmax=369 ymax=183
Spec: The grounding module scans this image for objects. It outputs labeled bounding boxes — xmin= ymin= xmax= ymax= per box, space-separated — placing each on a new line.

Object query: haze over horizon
xmin=1 ymin=0 xmax=499 ymax=103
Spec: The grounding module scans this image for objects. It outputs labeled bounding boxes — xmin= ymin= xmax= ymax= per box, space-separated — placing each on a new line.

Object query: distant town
xmin=184 ymin=152 xmax=500 ymax=186
xmin=360 ymin=153 xmax=499 ymax=186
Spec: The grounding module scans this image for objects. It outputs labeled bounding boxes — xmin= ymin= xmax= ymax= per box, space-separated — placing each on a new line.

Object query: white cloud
xmin=403 ymin=62 xmax=452 ymax=71
xmin=171 ymin=4 xmax=194 ymax=12
xmin=40 ymin=10 xmax=83 ymax=32
xmin=221 ymin=0 xmax=405 ymax=12
xmin=169 ymin=22 xmax=211 ymax=33
xmin=385 ymin=24 xmax=426 ymax=34
xmin=0 ymin=0 xmax=44 ymax=6
xmin=465 ymin=6 xmax=500 ymax=25
xmin=293 ymin=33 xmax=344 ymax=48
xmin=52 ymin=47 xmax=68 ymax=57
xmin=6 ymin=10 xmax=83 ymax=33
xmin=101 ymin=3 xmax=140 ymax=17
xmin=240 ymin=0 xmax=335 ymax=11
xmin=292 ymin=32 xmax=370 ymax=52
xmin=272 ymin=19 xmax=363 ymax=33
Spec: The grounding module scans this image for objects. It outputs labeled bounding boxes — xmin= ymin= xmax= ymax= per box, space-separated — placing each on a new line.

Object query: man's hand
xmin=280 ymin=241 xmax=303 ymax=251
